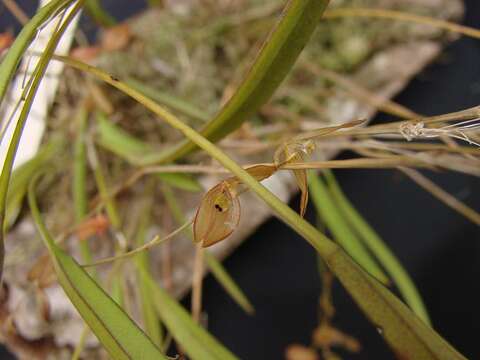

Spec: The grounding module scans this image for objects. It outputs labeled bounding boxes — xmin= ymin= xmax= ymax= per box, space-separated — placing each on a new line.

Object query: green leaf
xmin=28 ymin=177 xmax=166 ymax=360
xmin=204 ymin=252 xmax=254 ymax=314
xmin=58 ymin=56 xmax=466 ymax=359
xmin=6 ymin=138 xmax=62 ymax=229
xmin=135 ymin=187 xmax=164 ymax=346
xmin=127 ymin=79 xmax=210 ymax=124
xmin=85 ymin=0 xmax=116 ymax=27
xmin=96 ymin=113 xmax=202 ymax=192
xmin=0 ymin=0 xmax=74 ymax=104
xmin=327 ymin=249 xmax=461 ymax=359
xmin=0 ymin=0 xmax=78 ymax=282
xmin=140 ymin=267 xmax=239 ymax=360
xmin=308 ymin=171 xmax=389 ymax=284
xmin=151 ymin=0 xmax=331 ymax=164
xmin=89 ymin=140 xmax=121 ymax=228
xmin=73 ymin=108 xmax=89 ymax=224
xmin=156 ymin=173 xmax=202 ymax=193
xmin=96 ymin=111 xmax=152 ymax=162
xmin=324 ymin=170 xmax=431 ymax=325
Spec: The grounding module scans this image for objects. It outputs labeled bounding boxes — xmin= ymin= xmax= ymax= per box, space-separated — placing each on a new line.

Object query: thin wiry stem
xmin=82 ymin=220 xmax=192 ymax=268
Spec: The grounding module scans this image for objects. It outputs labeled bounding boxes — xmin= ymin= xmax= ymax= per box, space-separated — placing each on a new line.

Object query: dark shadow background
xmin=1 ymin=1 xmax=480 ymax=359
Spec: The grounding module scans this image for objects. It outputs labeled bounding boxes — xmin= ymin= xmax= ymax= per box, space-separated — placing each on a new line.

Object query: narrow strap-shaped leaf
xmin=127 ymin=79 xmax=210 ymax=124
xmin=96 ymin=113 xmax=202 ymax=192
xmin=134 ymin=189 xmax=164 ymax=346
xmin=28 ymin=181 xmax=165 ymax=360
xmin=28 ymin=177 xmax=166 ymax=360
xmin=6 ymin=137 xmax=62 ymax=228
xmin=85 ymin=0 xmax=116 ymax=27
xmin=57 ymin=56 xmax=466 ymax=359
xmin=96 ymin=111 xmax=152 ymax=161
xmin=324 ymin=170 xmax=430 ymax=325
xmin=327 ymin=248 xmax=463 ymax=360
xmin=0 ymin=0 xmax=77 ymax=282
xmin=204 ymin=252 xmax=255 ymax=315
xmin=0 ymin=0 xmax=74 ymax=104
xmin=308 ymin=171 xmax=389 ymax=284
xmin=154 ymin=0 xmax=330 ymax=163
xmin=140 ymin=267 xmax=239 ymax=360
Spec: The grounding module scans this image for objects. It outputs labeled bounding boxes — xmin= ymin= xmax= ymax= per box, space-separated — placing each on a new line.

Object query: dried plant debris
xmin=285 ymin=267 xmax=361 ymax=360
xmin=1 ymin=0 xmax=469 ymax=357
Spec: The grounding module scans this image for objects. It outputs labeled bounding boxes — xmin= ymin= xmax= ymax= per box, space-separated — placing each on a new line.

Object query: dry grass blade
xmin=284 ymin=156 xmax=427 ymax=170
xmin=301 ymin=60 xmax=418 ymax=119
xmin=2 ymin=0 xmax=29 ymax=25
xmin=324 ymin=8 xmax=480 ymax=40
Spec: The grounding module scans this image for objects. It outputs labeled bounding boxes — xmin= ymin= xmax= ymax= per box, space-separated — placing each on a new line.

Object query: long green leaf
xmin=135 ymin=186 xmax=164 ymax=346
xmin=151 ymin=0 xmax=330 ymax=163
xmin=156 ymin=173 xmax=202 ymax=193
xmin=127 ymin=79 xmax=210 ymax=124
xmin=0 ymin=0 xmax=74 ymax=104
xmin=327 ymin=249 xmax=456 ymax=359
xmin=0 ymin=0 xmax=77 ymax=282
xmin=28 ymin=178 xmax=166 ymax=360
xmin=6 ymin=137 xmax=62 ymax=228
xmin=308 ymin=171 xmax=389 ymax=284
xmin=96 ymin=111 xmax=152 ymax=161
xmin=85 ymin=0 xmax=116 ymax=27
xmin=96 ymin=112 xmax=202 ymax=192
xmin=58 ymin=56 xmax=466 ymax=359
xmin=203 ymin=252 xmax=255 ymax=314
xmin=140 ymin=267 xmax=239 ymax=360
xmin=324 ymin=170 xmax=431 ymax=325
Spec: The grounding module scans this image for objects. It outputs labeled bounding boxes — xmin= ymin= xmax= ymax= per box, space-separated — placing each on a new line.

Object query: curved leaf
xmin=324 ymin=170 xmax=431 ymax=325
xmin=327 ymin=249 xmax=462 ymax=359
xmin=0 ymin=0 xmax=74 ymax=104
xmin=140 ymin=267 xmax=239 ymax=360
xmin=6 ymin=137 xmax=62 ymax=228
xmin=308 ymin=171 xmax=389 ymax=284
xmin=153 ymin=0 xmax=330 ymax=163
xmin=0 ymin=0 xmax=77 ymax=282
xmin=28 ymin=177 xmax=166 ymax=360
